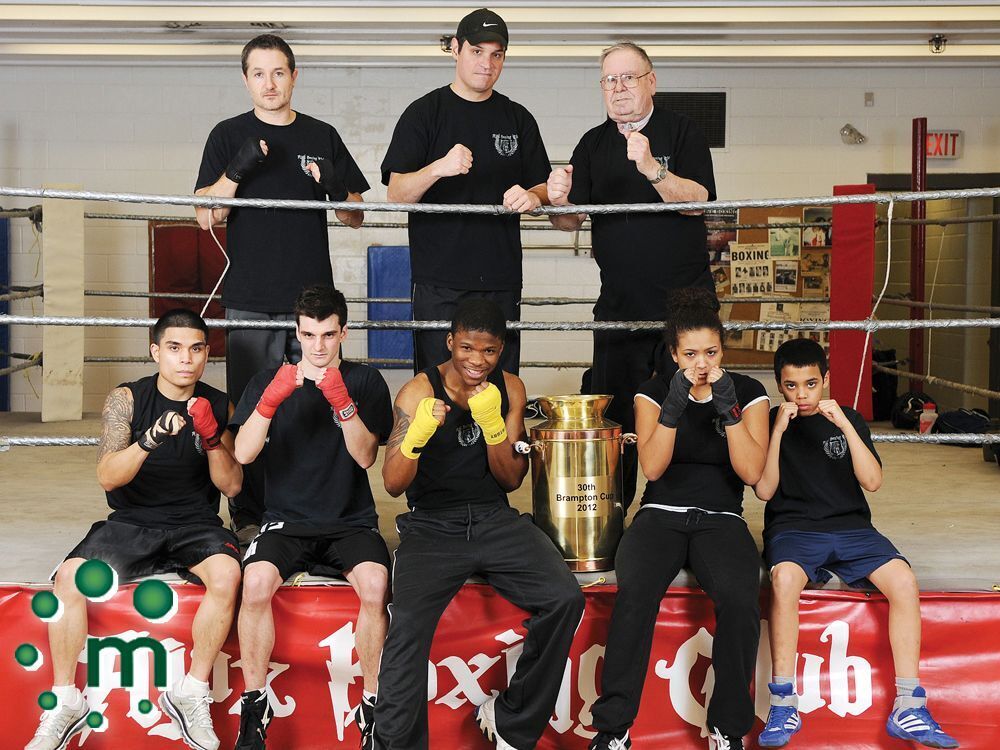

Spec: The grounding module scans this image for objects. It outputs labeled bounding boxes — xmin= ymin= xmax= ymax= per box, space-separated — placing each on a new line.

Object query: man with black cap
xmin=381 ymin=8 xmax=552 ymax=375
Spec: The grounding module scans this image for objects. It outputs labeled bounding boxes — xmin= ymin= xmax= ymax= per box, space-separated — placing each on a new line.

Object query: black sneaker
xmin=709 ymin=728 xmax=744 ymax=750
xmin=356 ymin=697 xmax=375 ymax=750
xmin=589 ymin=731 xmax=631 ymax=750
xmin=234 ymin=690 xmax=273 ymax=750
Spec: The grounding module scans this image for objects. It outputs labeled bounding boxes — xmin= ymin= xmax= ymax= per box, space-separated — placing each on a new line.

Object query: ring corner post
xmin=831 ymin=184 xmax=876 ymax=420
xmin=41 ymin=185 xmax=84 ymax=423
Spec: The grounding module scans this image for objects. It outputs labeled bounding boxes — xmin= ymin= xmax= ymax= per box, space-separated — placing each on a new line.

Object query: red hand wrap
xmin=318 ymin=367 xmax=356 ymax=421
xmin=187 ymin=397 xmax=221 ymax=449
xmin=256 ymin=364 xmax=298 ymax=419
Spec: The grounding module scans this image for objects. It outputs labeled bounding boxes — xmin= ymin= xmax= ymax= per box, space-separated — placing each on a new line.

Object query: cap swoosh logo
xmin=483 ymin=22 xmax=498 ymax=27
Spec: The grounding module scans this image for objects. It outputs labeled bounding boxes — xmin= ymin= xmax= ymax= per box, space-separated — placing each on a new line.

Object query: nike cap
xmin=456 ymin=8 xmax=509 ymax=48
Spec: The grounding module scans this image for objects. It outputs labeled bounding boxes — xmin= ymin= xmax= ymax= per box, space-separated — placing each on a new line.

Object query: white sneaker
xmin=24 ymin=699 xmax=89 ymax=750
xmin=474 ymin=694 xmax=518 ymax=750
xmin=160 ymin=689 xmax=220 ymax=750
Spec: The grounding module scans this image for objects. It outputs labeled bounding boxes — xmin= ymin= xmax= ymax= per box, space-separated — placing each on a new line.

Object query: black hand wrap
xmin=315 ymin=158 xmax=348 ymax=202
xmin=225 ymin=137 xmax=266 ymax=183
xmin=138 ymin=411 xmax=182 ymax=452
xmin=711 ymin=371 xmax=743 ymax=427
xmin=658 ymin=369 xmax=693 ymax=428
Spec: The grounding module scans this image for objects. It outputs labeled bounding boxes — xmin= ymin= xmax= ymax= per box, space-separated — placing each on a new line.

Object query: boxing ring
xmin=2 ymin=185 xmax=1000 ymax=748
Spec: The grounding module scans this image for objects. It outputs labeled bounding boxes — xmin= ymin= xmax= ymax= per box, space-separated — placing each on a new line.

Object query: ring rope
xmin=5 ymin=185 xmax=1000 ymax=215
xmin=3 ymin=314 xmax=1000 ymax=332
xmin=0 ymin=287 xmax=44 ymax=303
xmin=3 ymin=432 xmax=997 ymax=451
xmin=873 ymin=365 xmax=1000 ymax=402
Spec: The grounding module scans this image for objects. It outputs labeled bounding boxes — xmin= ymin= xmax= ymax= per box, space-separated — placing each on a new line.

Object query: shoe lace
xmin=710 ymin=728 xmax=731 ymax=750
xmin=908 ymin=706 xmax=944 ymax=732
xmin=591 ymin=732 xmax=628 ymax=750
xmin=765 ymin=704 xmax=797 ymax=730
xmin=188 ymin=694 xmax=214 ymax=729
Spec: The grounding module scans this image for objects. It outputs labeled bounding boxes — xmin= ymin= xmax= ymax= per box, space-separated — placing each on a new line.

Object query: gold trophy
xmin=523 ymin=395 xmax=633 ymax=571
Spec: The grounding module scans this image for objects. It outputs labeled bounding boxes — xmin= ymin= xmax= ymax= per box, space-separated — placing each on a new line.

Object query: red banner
xmin=4 ymin=584 xmax=997 ymax=748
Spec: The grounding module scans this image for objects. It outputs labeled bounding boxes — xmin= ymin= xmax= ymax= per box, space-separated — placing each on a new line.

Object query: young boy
xmin=753 ymin=338 xmax=958 ymax=749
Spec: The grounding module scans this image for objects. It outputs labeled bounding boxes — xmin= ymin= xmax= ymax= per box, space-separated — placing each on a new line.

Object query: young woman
xmin=588 ymin=288 xmax=770 ymax=750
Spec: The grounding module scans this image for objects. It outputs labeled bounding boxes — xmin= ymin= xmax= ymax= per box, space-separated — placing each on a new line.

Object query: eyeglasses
xmin=599 ymin=71 xmax=651 ymax=91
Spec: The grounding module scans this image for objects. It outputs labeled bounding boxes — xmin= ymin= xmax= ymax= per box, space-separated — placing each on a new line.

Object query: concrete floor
xmin=1 ymin=411 xmax=997 ymax=591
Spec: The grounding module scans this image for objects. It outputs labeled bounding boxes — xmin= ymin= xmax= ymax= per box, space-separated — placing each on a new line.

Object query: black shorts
xmin=63 ymin=520 xmax=241 ymax=583
xmin=243 ymin=523 xmax=391 ymax=581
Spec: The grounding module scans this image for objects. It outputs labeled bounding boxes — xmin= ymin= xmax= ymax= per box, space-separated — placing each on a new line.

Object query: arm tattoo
xmin=386 ymin=405 xmax=411 ymax=451
xmin=97 ymin=387 xmax=133 ymax=462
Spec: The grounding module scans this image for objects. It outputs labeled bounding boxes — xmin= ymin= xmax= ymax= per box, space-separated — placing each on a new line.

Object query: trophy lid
xmin=536 ymin=394 xmax=615 ymax=428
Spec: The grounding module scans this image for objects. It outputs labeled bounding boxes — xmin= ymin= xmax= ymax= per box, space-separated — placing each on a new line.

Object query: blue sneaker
xmin=758 ymin=682 xmax=802 ymax=747
xmin=886 ymin=687 xmax=959 ymax=748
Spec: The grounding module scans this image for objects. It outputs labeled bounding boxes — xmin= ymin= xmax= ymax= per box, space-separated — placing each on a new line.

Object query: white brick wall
xmin=3 ymin=62 xmax=1000 ymax=412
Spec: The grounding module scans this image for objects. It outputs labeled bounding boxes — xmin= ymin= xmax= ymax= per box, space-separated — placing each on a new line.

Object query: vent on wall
xmin=653 ymin=92 xmax=727 ymax=149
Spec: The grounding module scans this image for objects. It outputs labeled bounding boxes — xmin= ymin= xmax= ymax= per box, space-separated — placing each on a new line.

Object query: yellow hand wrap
xmin=468 ymin=383 xmax=508 ymax=446
xmin=400 ymin=397 xmax=440 ymax=459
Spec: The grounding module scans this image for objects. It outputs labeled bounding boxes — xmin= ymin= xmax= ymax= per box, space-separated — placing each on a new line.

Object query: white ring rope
xmin=5 ymin=185 xmax=1000 ymax=215
xmin=2 ymin=314 xmax=999 ymax=332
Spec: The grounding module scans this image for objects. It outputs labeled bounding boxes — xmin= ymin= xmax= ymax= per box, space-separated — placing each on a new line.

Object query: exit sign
xmin=926 ymin=130 xmax=962 ymax=159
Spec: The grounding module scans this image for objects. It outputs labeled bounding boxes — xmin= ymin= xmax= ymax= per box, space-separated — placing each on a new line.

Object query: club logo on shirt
xmin=713 ymin=416 xmax=728 ymax=439
xmin=193 ymin=432 xmax=205 ymax=456
xmin=457 ymin=423 xmax=482 ymax=447
xmin=299 ymin=154 xmax=325 ymax=175
xmin=493 ymin=133 xmax=518 ymax=157
xmin=330 ymin=406 xmax=343 ymax=429
xmin=823 ymin=434 xmax=848 ymax=460
xmin=655 ymin=155 xmax=670 ymax=170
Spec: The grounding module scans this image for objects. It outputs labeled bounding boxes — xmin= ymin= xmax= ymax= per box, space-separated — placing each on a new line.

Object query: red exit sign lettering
xmin=926 ymin=130 xmax=962 ymax=159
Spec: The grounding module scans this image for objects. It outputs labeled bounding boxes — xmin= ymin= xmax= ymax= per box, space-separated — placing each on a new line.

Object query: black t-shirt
xmin=106 ymin=376 xmax=229 ymax=529
xmin=405 ymin=366 xmax=510 ymax=511
xmin=636 ymin=372 xmax=768 ymax=514
xmin=763 ymin=406 xmax=881 ymax=541
xmin=568 ymin=107 xmax=717 ymax=321
xmin=381 ymin=86 xmax=551 ymax=291
xmin=195 ymin=111 xmax=370 ymax=313
xmin=229 ymin=361 xmax=392 ymax=533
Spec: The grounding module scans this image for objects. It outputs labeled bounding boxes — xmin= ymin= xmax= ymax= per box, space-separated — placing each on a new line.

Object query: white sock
xmin=52 ymin=684 xmax=83 ymax=709
xmin=176 ymin=673 xmax=210 ymax=698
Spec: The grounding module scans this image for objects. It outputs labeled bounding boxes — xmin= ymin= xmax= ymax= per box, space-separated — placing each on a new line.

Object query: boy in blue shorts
xmin=753 ymin=338 xmax=958 ymax=749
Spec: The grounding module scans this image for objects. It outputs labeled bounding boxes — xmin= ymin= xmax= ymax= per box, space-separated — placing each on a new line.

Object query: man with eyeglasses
xmin=381 ymin=8 xmax=551 ymax=375
xmin=546 ymin=41 xmax=717 ymax=511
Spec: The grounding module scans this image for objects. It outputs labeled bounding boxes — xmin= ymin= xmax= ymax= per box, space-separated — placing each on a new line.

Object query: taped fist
xmin=400 ymin=397 xmax=447 ymax=460
xmin=317 ymin=367 xmax=356 ymax=422
xmin=709 ymin=369 xmax=742 ymax=427
xmin=226 ymin=137 xmax=266 ymax=183
xmin=658 ymin=368 xmax=694 ymax=429
xmin=468 ymin=382 xmax=508 ymax=445
xmin=187 ymin=397 xmax=221 ymax=450
xmin=310 ymin=158 xmax=348 ymax=202
xmin=138 ymin=410 xmax=186 ymax=452
xmin=256 ymin=364 xmax=302 ymax=419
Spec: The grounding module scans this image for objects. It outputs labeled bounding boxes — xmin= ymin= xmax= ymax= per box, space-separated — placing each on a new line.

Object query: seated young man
xmin=229 ymin=284 xmax=392 ymax=750
xmin=25 ymin=309 xmax=243 ymax=750
xmin=372 ymin=298 xmax=585 ymax=750
xmin=754 ymin=338 xmax=958 ymax=749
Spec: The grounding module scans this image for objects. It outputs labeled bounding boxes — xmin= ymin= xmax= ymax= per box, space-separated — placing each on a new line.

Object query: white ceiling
xmin=2 ymin=2 xmax=1000 ymax=66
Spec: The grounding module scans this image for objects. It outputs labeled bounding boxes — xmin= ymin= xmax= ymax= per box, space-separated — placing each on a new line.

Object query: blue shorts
xmin=764 ymin=528 xmax=908 ymax=587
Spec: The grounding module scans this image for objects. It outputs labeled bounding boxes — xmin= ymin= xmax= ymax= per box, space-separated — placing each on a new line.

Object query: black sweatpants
xmin=411 ymin=284 xmax=521 ymax=375
xmin=591 ymin=508 xmax=761 ymax=738
xmin=590 ymin=329 xmax=676 ymax=510
xmin=224 ymin=308 xmax=301 ymax=528
xmin=373 ymin=503 xmax=585 ymax=750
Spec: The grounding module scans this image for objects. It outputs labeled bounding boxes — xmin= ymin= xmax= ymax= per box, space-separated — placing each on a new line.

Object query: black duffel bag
xmin=931 ymin=407 xmax=991 ymax=447
xmin=890 ymin=391 xmax=935 ymax=430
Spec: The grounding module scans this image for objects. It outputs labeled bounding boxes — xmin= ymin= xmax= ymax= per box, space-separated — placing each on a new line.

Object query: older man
xmin=547 ymin=41 xmax=717 ymax=508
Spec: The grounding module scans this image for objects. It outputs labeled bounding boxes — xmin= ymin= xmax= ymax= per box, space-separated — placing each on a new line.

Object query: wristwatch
xmin=649 ymin=163 xmax=668 ymax=184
